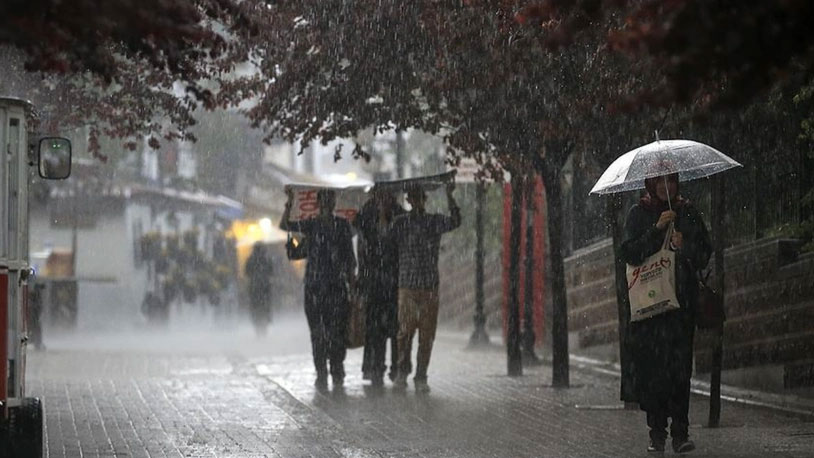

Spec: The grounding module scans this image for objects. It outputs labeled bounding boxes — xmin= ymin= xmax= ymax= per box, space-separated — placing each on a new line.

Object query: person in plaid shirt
xmin=390 ymin=180 xmax=460 ymax=393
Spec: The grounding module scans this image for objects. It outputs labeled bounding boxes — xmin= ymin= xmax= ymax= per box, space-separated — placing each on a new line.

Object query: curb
xmin=569 ymin=354 xmax=814 ymax=420
xmin=438 ymin=329 xmax=814 ymax=420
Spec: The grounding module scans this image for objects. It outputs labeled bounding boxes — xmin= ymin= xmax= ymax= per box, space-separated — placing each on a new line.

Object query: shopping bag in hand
xmin=626 ymin=226 xmax=680 ymax=322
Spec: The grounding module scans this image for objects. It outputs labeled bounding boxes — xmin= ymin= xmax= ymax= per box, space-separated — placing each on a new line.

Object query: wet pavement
xmin=26 ymin=313 xmax=814 ymax=458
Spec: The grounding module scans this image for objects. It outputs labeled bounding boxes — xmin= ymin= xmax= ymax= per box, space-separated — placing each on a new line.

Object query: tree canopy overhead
xmin=1 ymin=0 xmax=250 ymax=81
xmin=3 ymin=0 xmax=813 ymax=165
xmin=517 ymin=0 xmax=814 ymax=110
xmin=0 ymin=0 xmax=269 ymax=158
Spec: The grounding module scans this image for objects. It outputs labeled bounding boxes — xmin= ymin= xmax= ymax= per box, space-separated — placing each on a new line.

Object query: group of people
xmin=278 ymin=180 xmax=460 ymax=393
xmin=267 ymin=170 xmax=710 ymax=452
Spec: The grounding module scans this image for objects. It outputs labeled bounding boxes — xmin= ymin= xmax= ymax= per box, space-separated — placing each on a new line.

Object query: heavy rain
xmin=1 ymin=2 xmax=814 ymax=457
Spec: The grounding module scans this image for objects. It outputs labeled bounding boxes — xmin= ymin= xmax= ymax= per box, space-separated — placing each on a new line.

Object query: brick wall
xmin=564 ymin=236 xmax=814 ymax=381
xmin=695 ymin=238 xmax=814 ymax=378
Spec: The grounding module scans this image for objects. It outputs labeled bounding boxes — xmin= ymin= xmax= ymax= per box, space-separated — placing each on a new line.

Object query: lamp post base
xmin=467 ymin=326 xmax=491 ymax=349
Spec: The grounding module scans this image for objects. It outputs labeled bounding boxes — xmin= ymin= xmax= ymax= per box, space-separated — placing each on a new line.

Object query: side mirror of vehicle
xmin=38 ymin=137 xmax=72 ymax=179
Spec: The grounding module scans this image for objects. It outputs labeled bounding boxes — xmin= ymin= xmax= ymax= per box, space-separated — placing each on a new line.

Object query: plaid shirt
xmin=390 ymin=208 xmax=461 ymax=289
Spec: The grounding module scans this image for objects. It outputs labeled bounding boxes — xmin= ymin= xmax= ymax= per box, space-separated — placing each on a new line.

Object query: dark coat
xmin=354 ymin=200 xmax=405 ymax=336
xmin=287 ymin=215 xmax=356 ymax=288
xmin=619 ymin=201 xmax=712 ymax=412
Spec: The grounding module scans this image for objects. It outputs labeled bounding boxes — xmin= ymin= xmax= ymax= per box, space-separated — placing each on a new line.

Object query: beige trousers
xmin=397 ymin=288 xmax=439 ymax=381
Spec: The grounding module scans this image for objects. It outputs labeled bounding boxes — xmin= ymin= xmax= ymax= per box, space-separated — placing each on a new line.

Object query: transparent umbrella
xmin=589 ymin=139 xmax=742 ymax=196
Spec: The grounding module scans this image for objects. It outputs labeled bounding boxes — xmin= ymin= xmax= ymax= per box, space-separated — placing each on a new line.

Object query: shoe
xmin=414 ymin=380 xmax=430 ymax=394
xmin=393 ymin=375 xmax=407 ymax=390
xmin=647 ymin=439 xmax=665 ymax=453
xmin=371 ymin=375 xmax=384 ymax=387
xmin=672 ymin=439 xmax=695 ymax=454
xmin=332 ymin=375 xmax=344 ymax=388
xmin=315 ymin=376 xmax=328 ymax=392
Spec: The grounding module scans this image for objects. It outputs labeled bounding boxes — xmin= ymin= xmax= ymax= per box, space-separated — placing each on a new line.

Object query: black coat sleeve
xmin=620 ymin=205 xmax=667 ymax=266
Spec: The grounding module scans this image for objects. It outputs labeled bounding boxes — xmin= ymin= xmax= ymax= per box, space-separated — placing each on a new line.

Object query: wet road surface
xmin=26 ymin=312 xmax=814 ymax=457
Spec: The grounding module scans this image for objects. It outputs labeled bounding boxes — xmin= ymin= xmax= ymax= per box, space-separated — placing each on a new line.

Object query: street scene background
xmin=2 ymin=2 xmax=814 ymax=457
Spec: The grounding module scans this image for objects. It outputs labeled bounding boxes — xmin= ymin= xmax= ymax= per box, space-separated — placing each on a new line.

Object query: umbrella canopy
xmin=589 ymin=139 xmax=742 ymax=195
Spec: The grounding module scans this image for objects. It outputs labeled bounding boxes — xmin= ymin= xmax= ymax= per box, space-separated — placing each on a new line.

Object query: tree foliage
xmin=0 ymin=0 xmax=269 ymax=158
xmin=517 ymin=0 xmax=814 ymax=110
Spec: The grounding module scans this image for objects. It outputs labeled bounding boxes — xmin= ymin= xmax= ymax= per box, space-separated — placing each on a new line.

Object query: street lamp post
xmin=469 ymin=182 xmax=490 ymax=347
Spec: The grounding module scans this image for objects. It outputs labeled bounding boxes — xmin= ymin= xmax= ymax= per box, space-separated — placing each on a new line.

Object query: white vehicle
xmin=1 ymin=96 xmax=71 ymax=457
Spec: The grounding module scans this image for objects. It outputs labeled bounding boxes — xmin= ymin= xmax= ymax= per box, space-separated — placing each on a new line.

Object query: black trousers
xmin=361 ymin=291 xmax=399 ymax=380
xmin=362 ymin=334 xmax=396 ymax=377
xmin=304 ymin=282 xmax=348 ymax=380
xmin=646 ymin=377 xmax=691 ymax=443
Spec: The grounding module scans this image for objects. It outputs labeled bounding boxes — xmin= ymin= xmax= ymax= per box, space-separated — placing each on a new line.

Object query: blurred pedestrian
xmin=619 ymin=173 xmax=712 ymax=454
xmin=280 ymin=189 xmax=356 ymax=391
xmin=245 ymin=242 xmax=274 ymax=336
xmin=354 ymin=187 xmax=405 ymax=387
xmin=390 ymin=180 xmax=460 ymax=393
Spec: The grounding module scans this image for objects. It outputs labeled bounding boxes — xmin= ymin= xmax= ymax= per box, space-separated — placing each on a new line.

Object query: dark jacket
xmin=354 ymin=200 xmax=404 ymax=306
xmin=286 ymin=215 xmax=356 ymax=287
xmin=619 ymin=201 xmax=712 ymax=411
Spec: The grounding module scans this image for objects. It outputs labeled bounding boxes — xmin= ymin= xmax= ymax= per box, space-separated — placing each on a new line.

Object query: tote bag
xmin=626 ymin=226 xmax=680 ymax=322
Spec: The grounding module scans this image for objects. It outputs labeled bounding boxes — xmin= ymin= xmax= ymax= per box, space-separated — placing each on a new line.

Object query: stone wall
xmin=695 ymin=239 xmax=814 ymax=384
xmin=564 ymin=236 xmax=814 ymax=386
xmin=564 ymin=239 xmax=617 ymax=349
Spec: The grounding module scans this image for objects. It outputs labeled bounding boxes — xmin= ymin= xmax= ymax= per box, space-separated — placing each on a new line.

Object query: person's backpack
xmin=286 ymin=233 xmax=308 ymax=260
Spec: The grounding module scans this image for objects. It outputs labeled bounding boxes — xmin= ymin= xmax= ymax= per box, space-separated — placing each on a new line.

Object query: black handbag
xmin=286 ymin=234 xmax=308 ymax=260
xmin=695 ymin=269 xmax=725 ymax=329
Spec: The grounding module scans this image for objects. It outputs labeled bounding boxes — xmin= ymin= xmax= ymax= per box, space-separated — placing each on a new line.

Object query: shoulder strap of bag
xmin=695 ymin=267 xmax=713 ymax=286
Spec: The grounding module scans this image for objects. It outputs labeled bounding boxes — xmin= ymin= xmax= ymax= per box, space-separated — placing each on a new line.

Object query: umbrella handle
xmin=664 ymin=175 xmax=673 ymax=211
xmin=664 ymin=175 xmax=676 ymax=242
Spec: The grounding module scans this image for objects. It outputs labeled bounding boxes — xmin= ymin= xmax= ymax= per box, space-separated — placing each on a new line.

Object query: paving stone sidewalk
xmin=25 ymin=319 xmax=814 ymax=458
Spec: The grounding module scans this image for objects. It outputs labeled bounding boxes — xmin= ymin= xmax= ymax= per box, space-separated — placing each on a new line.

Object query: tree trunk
xmin=541 ymin=166 xmax=569 ymax=387
xmin=507 ymin=174 xmax=524 ymax=376
xmin=522 ymin=177 xmax=539 ymax=362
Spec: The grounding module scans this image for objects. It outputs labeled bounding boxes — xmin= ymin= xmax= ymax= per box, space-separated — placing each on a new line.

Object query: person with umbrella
xmin=620 ymin=171 xmax=711 ymax=453
xmin=591 ymin=139 xmax=740 ymax=454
